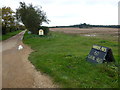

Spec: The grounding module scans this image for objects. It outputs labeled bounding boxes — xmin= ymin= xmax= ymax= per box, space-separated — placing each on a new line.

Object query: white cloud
xmin=1 ymin=0 xmax=119 ymax=26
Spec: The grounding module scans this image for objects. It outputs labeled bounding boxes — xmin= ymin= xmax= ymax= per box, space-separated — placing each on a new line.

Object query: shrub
xmin=10 ymin=26 xmax=17 ymax=32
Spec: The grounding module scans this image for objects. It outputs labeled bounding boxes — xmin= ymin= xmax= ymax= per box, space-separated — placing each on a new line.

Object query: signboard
xmin=39 ymin=29 xmax=44 ymax=35
xmin=86 ymin=45 xmax=115 ymax=64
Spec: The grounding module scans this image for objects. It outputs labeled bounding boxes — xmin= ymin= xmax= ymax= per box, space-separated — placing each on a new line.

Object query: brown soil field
xmin=50 ymin=27 xmax=118 ymax=41
xmin=50 ymin=27 xmax=118 ymax=35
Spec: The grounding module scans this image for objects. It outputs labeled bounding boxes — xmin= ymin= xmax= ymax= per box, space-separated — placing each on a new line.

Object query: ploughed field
xmin=50 ymin=27 xmax=118 ymax=41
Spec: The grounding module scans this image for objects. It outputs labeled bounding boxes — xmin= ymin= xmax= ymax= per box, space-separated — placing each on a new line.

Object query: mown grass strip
xmin=1 ymin=30 xmax=22 ymax=41
xmin=23 ymin=31 xmax=119 ymax=88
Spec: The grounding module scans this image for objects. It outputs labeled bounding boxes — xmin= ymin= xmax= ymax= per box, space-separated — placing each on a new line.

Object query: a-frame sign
xmin=86 ymin=45 xmax=115 ymax=64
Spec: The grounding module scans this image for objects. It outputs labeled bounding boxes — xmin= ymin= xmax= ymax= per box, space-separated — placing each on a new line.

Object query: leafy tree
xmin=16 ymin=2 xmax=49 ymax=34
xmin=2 ymin=7 xmax=15 ymax=34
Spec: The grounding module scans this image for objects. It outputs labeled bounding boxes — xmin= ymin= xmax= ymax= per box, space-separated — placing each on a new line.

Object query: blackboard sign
xmin=86 ymin=45 xmax=115 ymax=64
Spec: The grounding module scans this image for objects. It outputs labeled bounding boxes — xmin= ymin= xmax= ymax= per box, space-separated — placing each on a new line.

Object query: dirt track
xmin=2 ymin=31 xmax=57 ymax=88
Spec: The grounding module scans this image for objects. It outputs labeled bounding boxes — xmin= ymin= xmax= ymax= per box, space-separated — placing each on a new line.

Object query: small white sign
xmin=18 ymin=45 xmax=23 ymax=50
xmin=39 ymin=29 xmax=44 ymax=35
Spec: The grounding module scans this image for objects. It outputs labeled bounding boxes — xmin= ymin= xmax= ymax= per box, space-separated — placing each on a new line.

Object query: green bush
xmin=10 ymin=26 xmax=17 ymax=32
xmin=39 ymin=26 xmax=49 ymax=35
xmin=19 ymin=25 xmax=26 ymax=30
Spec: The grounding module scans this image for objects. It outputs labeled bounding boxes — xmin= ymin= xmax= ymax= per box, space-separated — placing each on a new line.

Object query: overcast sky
xmin=1 ymin=0 xmax=119 ymax=26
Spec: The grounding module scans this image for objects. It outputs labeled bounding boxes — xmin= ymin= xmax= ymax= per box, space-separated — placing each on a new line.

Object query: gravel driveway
xmin=1 ymin=31 xmax=57 ymax=88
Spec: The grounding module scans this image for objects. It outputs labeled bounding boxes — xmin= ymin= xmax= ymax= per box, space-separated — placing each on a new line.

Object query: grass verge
xmin=23 ymin=31 xmax=119 ymax=88
xmin=0 ymin=30 xmax=22 ymax=41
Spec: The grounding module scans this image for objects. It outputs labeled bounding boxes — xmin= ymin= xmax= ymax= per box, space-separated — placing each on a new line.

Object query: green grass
xmin=1 ymin=30 xmax=22 ymax=41
xmin=23 ymin=31 xmax=119 ymax=88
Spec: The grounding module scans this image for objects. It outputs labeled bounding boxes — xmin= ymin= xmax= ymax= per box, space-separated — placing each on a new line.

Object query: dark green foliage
xmin=19 ymin=25 xmax=26 ymax=30
xmin=10 ymin=26 xmax=17 ymax=32
xmin=39 ymin=26 xmax=49 ymax=35
xmin=50 ymin=24 xmax=119 ymax=28
xmin=16 ymin=2 xmax=49 ymax=35
xmin=2 ymin=26 xmax=6 ymax=35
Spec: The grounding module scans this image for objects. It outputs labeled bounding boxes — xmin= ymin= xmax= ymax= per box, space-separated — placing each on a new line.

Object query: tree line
xmin=1 ymin=2 xmax=49 ymax=35
xmin=1 ymin=7 xmax=25 ymax=35
xmin=50 ymin=23 xmax=120 ymax=28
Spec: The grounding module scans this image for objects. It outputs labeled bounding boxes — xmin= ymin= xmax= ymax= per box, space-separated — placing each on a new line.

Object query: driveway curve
xmin=2 ymin=31 xmax=57 ymax=88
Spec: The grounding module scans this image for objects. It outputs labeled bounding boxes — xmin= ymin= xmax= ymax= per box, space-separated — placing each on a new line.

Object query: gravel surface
xmin=2 ymin=31 xmax=58 ymax=88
